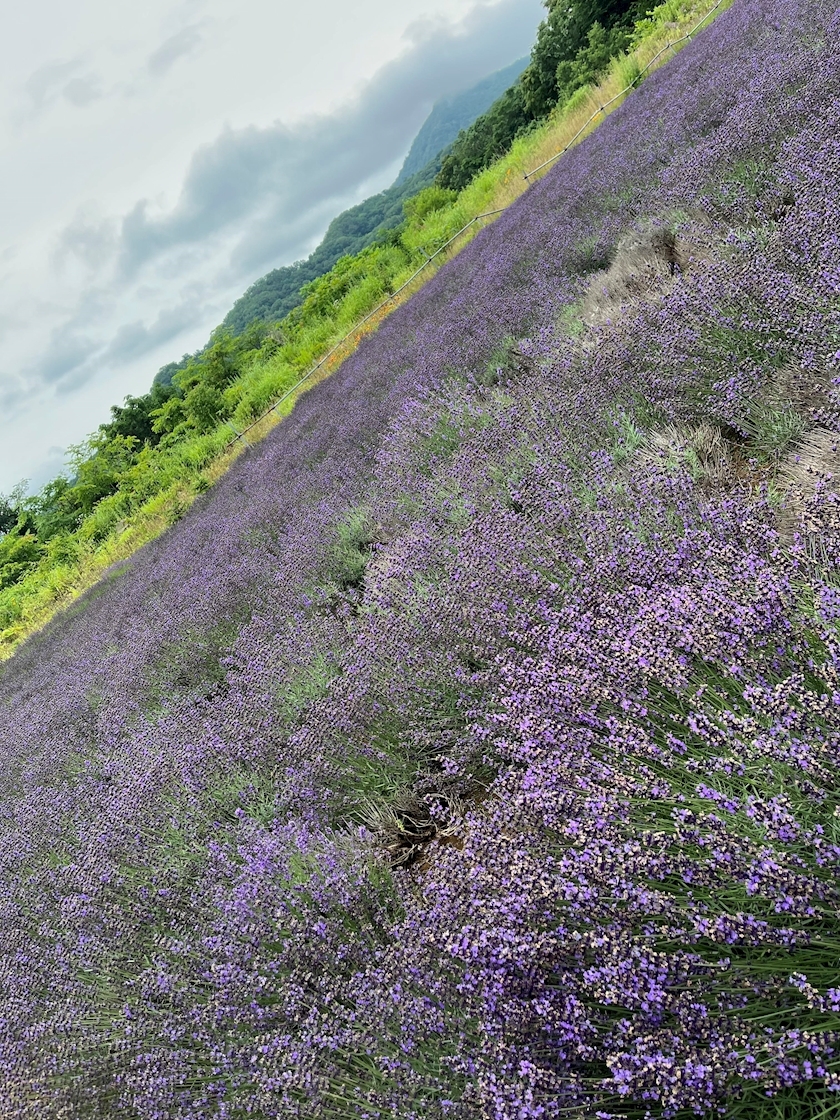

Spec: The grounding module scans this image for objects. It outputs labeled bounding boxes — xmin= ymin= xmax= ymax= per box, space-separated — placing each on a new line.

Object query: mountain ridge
xmin=394 ymin=55 xmax=528 ymax=183
xmin=218 ymin=57 xmax=529 ymax=339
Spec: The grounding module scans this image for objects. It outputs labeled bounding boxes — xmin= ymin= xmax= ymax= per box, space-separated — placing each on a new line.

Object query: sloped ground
xmin=2 ymin=0 xmax=840 ymax=1115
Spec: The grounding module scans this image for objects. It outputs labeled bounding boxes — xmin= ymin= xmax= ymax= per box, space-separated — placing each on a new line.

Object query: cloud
xmin=146 ymin=25 xmax=204 ymax=76
xmin=25 ymin=60 xmax=81 ymax=110
xmin=55 ymin=212 xmax=117 ymax=270
xmin=0 ymin=374 xmax=29 ymax=414
xmin=17 ymin=286 xmax=209 ymax=400
xmin=63 ymin=76 xmax=103 ymax=107
xmin=32 ymin=325 xmax=100 ymax=387
xmin=114 ymin=0 xmax=543 ymax=277
xmin=24 ymin=59 xmax=103 ymax=112
xmin=103 ymin=298 xmax=207 ymax=363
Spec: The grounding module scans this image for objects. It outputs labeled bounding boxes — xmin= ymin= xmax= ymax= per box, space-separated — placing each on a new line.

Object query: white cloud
xmin=147 ymin=25 xmax=204 ymax=76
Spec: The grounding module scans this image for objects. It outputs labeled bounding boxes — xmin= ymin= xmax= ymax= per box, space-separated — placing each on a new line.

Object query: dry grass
xmin=780 ymin=428 xmax=840 ymax=490
xmin=634 ymin=421 xmax=737 ymax=491
xmin=776 ymin=427 xmax=840 ymax=543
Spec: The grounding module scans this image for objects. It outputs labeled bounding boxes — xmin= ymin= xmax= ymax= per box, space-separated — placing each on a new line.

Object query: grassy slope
xmin=0 ymin=0 xmax=730 ymax=660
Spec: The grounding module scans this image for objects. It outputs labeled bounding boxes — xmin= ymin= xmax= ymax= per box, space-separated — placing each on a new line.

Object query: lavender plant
xmin=2 ymin=0 xmax=840 ymax=1115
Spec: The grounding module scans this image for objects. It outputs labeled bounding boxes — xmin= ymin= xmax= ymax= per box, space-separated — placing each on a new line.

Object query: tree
xmin=521 ymin=0 xmax=648 ymax=118
xmin=403 ymin=186 xmax=458 ymax=225
xmin=0 ymin=483 xmax=27 ymax=536
xmin=101 ymin=382 xmax=180 ymax=447
xmin=0 ymin=524 xmax=44 ymax=590
xmin=0 ymin=500 xmax=15 ymax=536
xmin=65 ymin=434 xmax=140 ymax=518
xmin=554 ymin=21 xmax=631 ymax=104
xmin=28 ymin=477 xmax=82 ymax=540
xmin=437 ymin=84 xmax=532 ymax=191
xmin=150 ymin=329 xmax=267 ymax=437
xmin=0 ymin=497 xmax=44 ymax=589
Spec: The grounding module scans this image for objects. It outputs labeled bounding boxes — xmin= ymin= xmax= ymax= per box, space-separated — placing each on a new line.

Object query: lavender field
xmin=3 ymin=0 xmax=840 ymax=1115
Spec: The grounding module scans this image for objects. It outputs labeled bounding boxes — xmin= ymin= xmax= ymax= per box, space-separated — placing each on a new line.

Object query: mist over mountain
xmin=395 ymin=55 xmax=528 ymax=183
xmin=218 ymin=58 xmax=527 ymax=339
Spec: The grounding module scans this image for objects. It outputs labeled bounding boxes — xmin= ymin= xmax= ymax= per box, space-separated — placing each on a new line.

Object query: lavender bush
xmin=2 ymin=0 xmax=840 ymax=1114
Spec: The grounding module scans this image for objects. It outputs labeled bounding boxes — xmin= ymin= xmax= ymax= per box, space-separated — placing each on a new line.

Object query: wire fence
xmin=523 ymin=0 xmax=727 ymax=181
xmin=225 ymin=207 xmax=505 ymax=448
xmin=226 ymin=0 xmax=727 ymax=452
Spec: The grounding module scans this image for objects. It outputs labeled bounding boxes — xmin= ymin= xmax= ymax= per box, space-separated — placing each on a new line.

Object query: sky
xmin=0 ymin=0 xmax=544 ymax=494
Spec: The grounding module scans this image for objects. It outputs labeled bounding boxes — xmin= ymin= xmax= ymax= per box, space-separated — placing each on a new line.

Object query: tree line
xmin=437 ymin=0 xmax=654 ymax=190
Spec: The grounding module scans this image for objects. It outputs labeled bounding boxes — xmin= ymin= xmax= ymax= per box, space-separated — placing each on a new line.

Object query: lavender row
xmin=2 ymin=0 xmax=840 ymax=1114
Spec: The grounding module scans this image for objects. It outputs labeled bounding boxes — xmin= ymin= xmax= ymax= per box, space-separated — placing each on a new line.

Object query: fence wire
xmin=226 ymin=0 xmax=726 ymax=451
xmin=524 ymin=0 xmax=727 ymax=181
xmin=225 ymin=208 xmax=505 ymax=448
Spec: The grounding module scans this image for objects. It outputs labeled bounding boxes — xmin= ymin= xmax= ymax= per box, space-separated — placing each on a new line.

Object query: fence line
xmin=225 ymin=208 xmax=505 ymax=448
xmin=226 ymin=0 xmax=726 ymax=451
xmin=524 ymin=0 xmax=728 ymax=181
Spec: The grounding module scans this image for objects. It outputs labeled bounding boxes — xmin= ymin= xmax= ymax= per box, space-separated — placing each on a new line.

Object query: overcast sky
xmin=0 ymin=0 xmax=543 ymax=493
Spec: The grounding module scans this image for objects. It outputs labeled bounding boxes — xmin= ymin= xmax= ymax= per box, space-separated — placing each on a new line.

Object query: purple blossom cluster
xmin=3 ymin=0 xmax=840 ymax=1115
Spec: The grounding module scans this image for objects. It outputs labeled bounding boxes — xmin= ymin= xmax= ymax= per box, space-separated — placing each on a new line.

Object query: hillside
xmin=0 ymin=0 xmax=716 ymax=655
xmin=220 ymin=59 xmax=527 ymax=337
xmin=3 ymin=0 xmax=840 ymax=1116
xmin=394 ymin=55 xmax=528 ymax=184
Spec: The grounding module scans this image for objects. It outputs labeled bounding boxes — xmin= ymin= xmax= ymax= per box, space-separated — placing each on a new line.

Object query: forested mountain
xmin=394 ymin=55 xmax=528 ymax=184
xmin=220 ymin=59 xmax=527 ymax=337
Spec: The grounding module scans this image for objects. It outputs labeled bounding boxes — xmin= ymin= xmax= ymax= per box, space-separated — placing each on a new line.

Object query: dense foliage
xmin=2 ymin=0 xmax=839 ymax=1116
xmin=437 ymin=0 xmax=651 ymax=190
